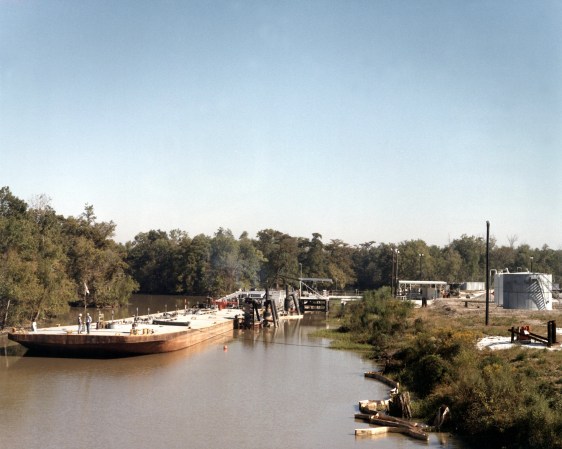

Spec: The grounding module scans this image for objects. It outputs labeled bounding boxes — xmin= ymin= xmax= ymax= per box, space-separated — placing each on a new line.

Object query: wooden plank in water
xmin=355 ymin=427 xmax=391 ymax=436
xmin=355 ymin=426 xmax=429 ymax=441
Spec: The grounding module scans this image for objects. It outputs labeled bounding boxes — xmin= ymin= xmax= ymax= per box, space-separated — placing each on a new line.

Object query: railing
xmin=529 ymin=278 xmax=547 ymax=310
xmin=528 ymin=273 xmax=556 ymax=310
xmin=535 ymin=273 xmax=557 ymax=295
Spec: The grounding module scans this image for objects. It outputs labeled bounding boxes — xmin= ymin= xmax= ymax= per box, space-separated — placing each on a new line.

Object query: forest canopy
xmin=0 ymin=187 xmax=138 ymax=326
xmin=1 ymin=186 xmax=561 ymax=327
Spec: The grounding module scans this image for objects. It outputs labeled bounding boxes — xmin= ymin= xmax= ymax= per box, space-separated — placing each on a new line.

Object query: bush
xmin=338 ymin=287 xmax=413 ymax=350
xmin=413 ymin=354 xmax=449 ymax=397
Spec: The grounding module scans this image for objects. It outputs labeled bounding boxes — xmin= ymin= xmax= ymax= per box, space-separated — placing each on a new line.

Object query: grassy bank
xmin=318 ymin=288 xmax=562 ymax=449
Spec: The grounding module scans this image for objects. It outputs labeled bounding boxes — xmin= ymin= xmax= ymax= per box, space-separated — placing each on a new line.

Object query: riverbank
xmin=320 ymin=290 xmax=562 ymax=449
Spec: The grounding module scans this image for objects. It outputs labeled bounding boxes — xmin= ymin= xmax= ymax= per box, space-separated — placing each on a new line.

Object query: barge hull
xmin=8 ymin=320 xmax=233 ymax=358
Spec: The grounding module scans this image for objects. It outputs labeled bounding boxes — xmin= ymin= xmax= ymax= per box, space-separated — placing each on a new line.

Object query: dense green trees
xmin=0 ymin=187 xmax=137 ymax=327
xmin=2 ymin=185 xmax=562 ymax=327
xmin=124 ymin=227 xmax=562 ymax=298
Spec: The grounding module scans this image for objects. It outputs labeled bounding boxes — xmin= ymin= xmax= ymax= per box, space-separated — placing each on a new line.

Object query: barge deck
xmin=8 ymin=309 xmax=236 ymax=358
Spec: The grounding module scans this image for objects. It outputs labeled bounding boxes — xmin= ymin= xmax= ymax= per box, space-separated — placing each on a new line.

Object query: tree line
xmin=2 ymin=186 xmax=562 ymax=326
xmin=125 ymin=228 xmax=562 ymax=296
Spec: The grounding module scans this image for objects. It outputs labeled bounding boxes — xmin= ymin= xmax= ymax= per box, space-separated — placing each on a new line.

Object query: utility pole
xmin=394 ymin=249 xmax=400 ymax=296
xmin=485 ymin=221 xmax=490 ymax=326
xmin=299 ymin=263 xmax=302 ymax=297
xmin=391 ymin=249 xmax=396 ymax=296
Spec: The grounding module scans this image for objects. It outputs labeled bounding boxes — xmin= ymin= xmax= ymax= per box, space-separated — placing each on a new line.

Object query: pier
xmin=302 ymin=297 xmax=329 ymax=312
xmin=301 ymin=294 xmax=362 ymax=312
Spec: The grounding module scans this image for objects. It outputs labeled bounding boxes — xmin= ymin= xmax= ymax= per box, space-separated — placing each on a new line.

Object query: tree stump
xmin=388 ymin=391 xmax=412 ymax=419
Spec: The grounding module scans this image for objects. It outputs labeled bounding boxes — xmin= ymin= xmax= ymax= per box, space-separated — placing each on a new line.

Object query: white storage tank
xmin=494 ymin=271 xmax=553 ymax=310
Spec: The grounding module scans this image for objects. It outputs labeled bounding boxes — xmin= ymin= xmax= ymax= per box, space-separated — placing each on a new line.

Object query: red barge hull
xmin=8 ymin=320 xmax=233 ymax=358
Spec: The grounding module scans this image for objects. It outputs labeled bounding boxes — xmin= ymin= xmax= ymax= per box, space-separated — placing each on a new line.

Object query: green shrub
xmin=338 ymin=287 xmax=413 ymax=350
xmin=413 ymin=354 xmax=449 ymax=397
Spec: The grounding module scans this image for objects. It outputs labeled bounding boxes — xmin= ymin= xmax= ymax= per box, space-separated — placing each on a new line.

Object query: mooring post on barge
xmin=263 ymin=287 xmax=279 ymax=328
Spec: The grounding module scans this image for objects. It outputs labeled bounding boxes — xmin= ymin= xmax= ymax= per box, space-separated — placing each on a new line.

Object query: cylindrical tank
xmin=494 ymin=272 xmax=552 ymax=310
xmin=494 ymin=273 xmax=504 ymax=306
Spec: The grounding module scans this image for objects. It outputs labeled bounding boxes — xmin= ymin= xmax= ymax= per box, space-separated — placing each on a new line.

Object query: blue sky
xmin=1 ymin=0 xmax=561 ymax=248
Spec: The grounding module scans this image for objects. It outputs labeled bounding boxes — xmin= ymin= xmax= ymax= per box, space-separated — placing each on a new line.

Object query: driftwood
xmin=358 ymin=399 xmax=389 ymax=414
xmin=355 ymin=412 xmax=429 ymax=441
xmin=360 ymin=371 xmax=399 ymax=414
xmin=358 ymin=372 xmax=428 ymax=441
xmin=355 ymin=412 xmax=427 ymax=430
xmin=364 ymin=371 xmax=399 ymax=390
xmin=388 ymin=391 xmax=412 ymax=419
xmin=355 ymin=426 xmax=429 ymax=441
xmin=355 ymin=426 xmax=390 ymax=436
xmin=361 ymin=372 xmax=412 ymax=418
xmin=359 ymin=371 xmax=453 ymax=441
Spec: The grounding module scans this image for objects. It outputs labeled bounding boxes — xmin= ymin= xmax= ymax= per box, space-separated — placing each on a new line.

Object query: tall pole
xmin=418 ymin=253 xmax=424 ymax=279
xmin=299 ymin=263 xmax=302 ymax=297
xmin=390 ymin=248 xmax=394 ymax=296
xmin=485 ymin=220 xmax=490 ymax=326
xmin=83 ymin=281 xmax=89 ymax=313
xmin=395 ymin=249 xmax=400 ymax=297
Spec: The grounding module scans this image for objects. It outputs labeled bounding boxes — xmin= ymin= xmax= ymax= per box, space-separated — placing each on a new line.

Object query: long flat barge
xmin=8 ymin=310 xmax=236 ymax=358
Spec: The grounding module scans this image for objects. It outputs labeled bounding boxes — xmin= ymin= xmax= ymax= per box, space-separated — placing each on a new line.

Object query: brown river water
xmin=0 ymin=295 xmax=467 ymax=449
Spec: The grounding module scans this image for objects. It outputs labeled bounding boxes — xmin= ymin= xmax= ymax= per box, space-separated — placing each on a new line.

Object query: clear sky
xmin=1 ymin=0 xmax=561 ymax=249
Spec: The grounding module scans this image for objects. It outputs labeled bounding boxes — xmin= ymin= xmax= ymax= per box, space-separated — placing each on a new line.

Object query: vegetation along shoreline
xmin=315 ymin=289 xmax=562 ymax=449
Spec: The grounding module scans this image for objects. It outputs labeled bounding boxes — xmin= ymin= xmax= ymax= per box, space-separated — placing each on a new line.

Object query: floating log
xmin=359 ymin=371 xmax=427 ymax=441
xmin=369 ymin=417 xmax=407 ymax=428
xmin=354 ymin=413 xmax=373 ymax=421
xmin=361 ymin=371 xmax=399 ymax=415
xmin=355 ymin=427 xmax=391 ymax=436
xmin=355 ymin=426 xmax=429 ymax=441
xmin=391 ymin=426 xmax=429 ymax=441
xmin=370 ymin=412 xmax=425 ymax=429
xmin=364 ymin=371 xmax=399 ymax=390
xmin=355 ymin=412 xmax=427 ymax=431
xmin=358 ymin=399 xmax=389 ymax=414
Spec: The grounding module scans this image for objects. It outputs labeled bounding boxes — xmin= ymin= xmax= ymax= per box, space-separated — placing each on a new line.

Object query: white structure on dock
xmin=397 ymin=280 xmax=447 ymax=300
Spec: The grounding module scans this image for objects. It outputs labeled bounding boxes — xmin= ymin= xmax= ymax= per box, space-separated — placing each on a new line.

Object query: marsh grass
xmin=312 ymin=328 xmax=374 ymax=353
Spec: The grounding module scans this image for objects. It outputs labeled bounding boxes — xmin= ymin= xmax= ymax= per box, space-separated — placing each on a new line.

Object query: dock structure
xmin=300 ymin=294 xmax=363 ymax=312
xmin=298 ymin=277 xmax=332 ymax=313
xmin=301 ymin=297 xmax=329 ymax=312
xmin=217 ymin=288 xmax=304 ymax=329
xmin=218 ymin=286 xmax=359 ymax=317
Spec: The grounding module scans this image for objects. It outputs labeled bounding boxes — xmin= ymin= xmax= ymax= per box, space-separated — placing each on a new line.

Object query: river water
xmin=0 ymin=295 xmax=467 ymax=449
